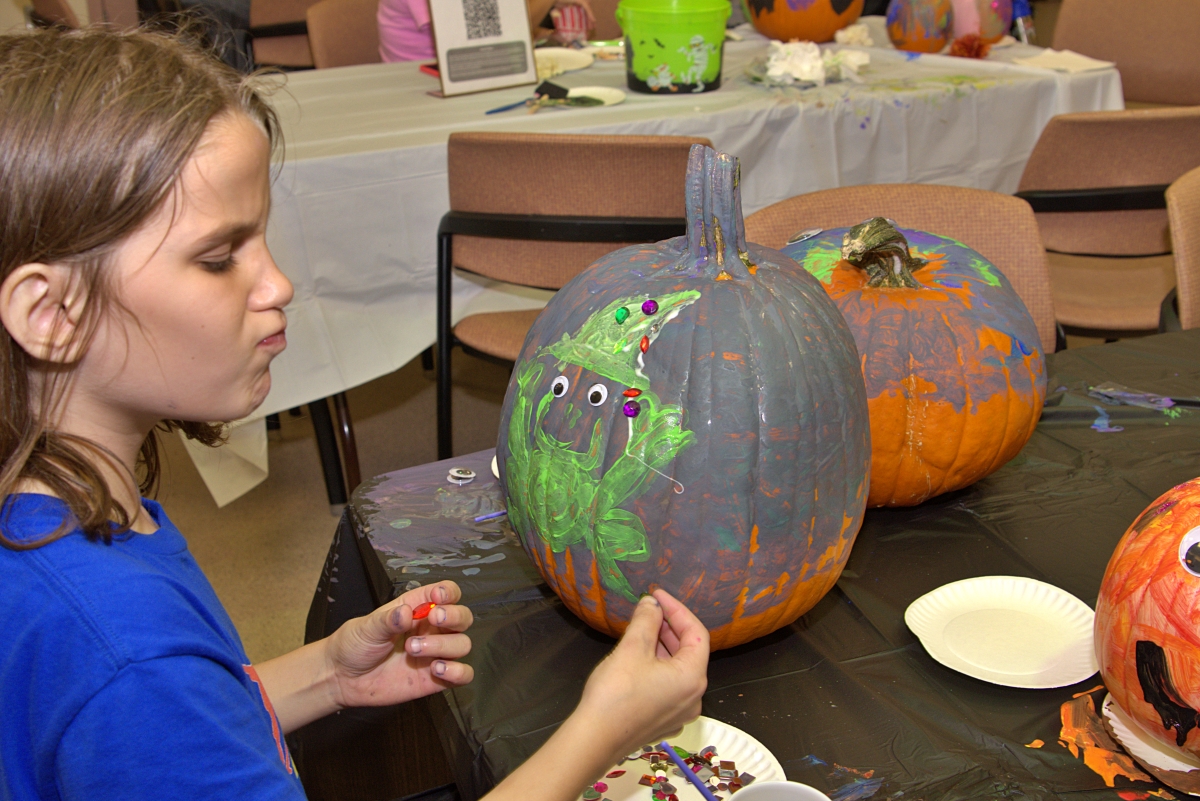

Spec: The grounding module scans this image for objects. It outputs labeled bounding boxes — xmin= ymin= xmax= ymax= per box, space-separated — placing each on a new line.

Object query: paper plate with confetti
xmin=580 ymin=716 xmax=784 ymax=801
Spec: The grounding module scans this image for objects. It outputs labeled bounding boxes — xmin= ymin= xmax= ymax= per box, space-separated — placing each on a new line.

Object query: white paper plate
xmin=567 ymin=86 xmax=626 ymax=106
xmin=1103 ymin=693 xmax=1200 ymax=790
xmin=535 ymin=47 xmax=594 ymax=78
xmin=491 ymin=454 xmax=499 ymax=479
xmin=904 ymin=576 xmax=1098 ymax=688
xmin=585 ymin=716 xmax=785 ymax=801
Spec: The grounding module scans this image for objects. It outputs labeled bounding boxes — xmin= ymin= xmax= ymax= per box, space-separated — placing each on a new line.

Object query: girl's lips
xmin=259 ymin=330 xmax=287 ymax=352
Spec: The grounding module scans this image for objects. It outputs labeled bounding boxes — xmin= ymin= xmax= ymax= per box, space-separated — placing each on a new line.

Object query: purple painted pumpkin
xmin=887 ymin=0 xmax=954 ymax=53
xmin=497 ymin=146 xmax=871 ymax=650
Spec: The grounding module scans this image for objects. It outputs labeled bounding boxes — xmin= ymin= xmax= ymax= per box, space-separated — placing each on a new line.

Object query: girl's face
xmin=73 ymin=112 xmax=293 ymax=432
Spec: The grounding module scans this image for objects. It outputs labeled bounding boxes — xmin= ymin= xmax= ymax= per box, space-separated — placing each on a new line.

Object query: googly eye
xmin=587 ymin=384 xmax=608 ymax=406
xmin=551 ymin=376 xmax=569 ymax=398
xmin=1179 ymin=526 xmax=1200 ymax=577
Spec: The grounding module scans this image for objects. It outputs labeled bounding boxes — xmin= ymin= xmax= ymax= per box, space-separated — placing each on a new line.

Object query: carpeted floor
xmin=155 ymin=351 xmax=511 ymax=663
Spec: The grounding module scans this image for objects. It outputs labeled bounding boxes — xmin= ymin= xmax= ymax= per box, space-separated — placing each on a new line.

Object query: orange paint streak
xmin=1025 ymin=739 xmax=1044 ymax=748
xmin=748 ymin=525 xmax=759 ymax=554
xmin=715 ymin=271 xmax=732 ymax=281
xmin=722 ymin=352 xmax=745 ymax=363
xmin=1058 ymin=693 xmax=1152 ymax=787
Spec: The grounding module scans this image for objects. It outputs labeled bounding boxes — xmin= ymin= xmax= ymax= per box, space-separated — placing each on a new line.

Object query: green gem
xmin=614 ymin=307 xmax=630 ymax=324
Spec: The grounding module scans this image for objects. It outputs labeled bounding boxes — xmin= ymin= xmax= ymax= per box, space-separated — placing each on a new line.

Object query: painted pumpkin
xmin=887 ymin=0 xmax=954 ymax=53
xmin=497 ymin=146 xmax=871 ymax=650
xmin=782 ymin=219 xmax=1046 ymax=507
xmin=743 ymin=0 xmax=865 ymax=44
xmin=976 ymin=0 xmax=1013 ymax=43
xmin=1095 ymin=478 xmax=1200 ymax=761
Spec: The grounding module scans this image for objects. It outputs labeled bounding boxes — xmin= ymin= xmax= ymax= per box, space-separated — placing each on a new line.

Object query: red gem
xmin=639 ymin=335 xmax=649 ymax=353
xmin=412 ymin=601 xmax=436 ymax=620
xmin=622 ymin=388 xmax=641 ymax=397
xmin=606 ymin=770 xmax=626 ymax=778
xmin=593 ymin=782 xmax=608 ymax=793
xmin=639 ymin=775 xmax=655 ymax=787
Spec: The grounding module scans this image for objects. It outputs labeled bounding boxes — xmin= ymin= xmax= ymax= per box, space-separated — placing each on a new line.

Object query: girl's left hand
xmin=324 ymin=580 xmax=474 ymax=708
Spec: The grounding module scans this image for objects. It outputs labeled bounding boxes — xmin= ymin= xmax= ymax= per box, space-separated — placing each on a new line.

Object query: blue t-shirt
xmin=0 ymin=494 xmax=306 ymax=800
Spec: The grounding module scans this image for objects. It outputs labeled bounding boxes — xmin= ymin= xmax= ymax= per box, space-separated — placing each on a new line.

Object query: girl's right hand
xmin=576 ymin=590 xmax=710 ymax=759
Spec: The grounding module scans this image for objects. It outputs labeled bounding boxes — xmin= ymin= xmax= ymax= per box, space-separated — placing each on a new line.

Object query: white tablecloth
xmin=192 ymin=21 xmax=1122 ymax=505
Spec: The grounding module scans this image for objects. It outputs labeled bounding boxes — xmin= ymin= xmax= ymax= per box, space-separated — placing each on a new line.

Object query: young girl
xmin=0 ymin=26 xmax=708 ymax=800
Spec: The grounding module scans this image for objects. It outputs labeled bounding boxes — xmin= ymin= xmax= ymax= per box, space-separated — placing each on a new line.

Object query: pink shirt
xmin=377 ymin=0 xmax=435 ymax=62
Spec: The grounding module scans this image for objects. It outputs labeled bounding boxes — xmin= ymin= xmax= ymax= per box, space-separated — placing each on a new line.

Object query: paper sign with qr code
xmin=429 ymin=0 xmax=536 ymax=96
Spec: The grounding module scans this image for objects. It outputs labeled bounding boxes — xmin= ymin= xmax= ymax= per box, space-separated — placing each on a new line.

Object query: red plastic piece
xmin=623 ymin=388 xmax=642 ymax=397
xmin=639 ymin=335 xmax=649 ymax=353
xmin=412 ymin=601 xmax=437 ymax=620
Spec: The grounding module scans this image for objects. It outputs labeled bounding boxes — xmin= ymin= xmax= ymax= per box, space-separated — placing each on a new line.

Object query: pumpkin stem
xmin=840 ymin=217 xmax=926 ymax=289
xmin=682 ymin=145 xmax=756 ymax=281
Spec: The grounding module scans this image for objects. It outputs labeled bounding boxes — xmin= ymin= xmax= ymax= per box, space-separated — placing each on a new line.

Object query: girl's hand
xmin=577 ymin=590 xmax=710 ymax=757
xmin=325 ymin=580 xmax=474 ymax=709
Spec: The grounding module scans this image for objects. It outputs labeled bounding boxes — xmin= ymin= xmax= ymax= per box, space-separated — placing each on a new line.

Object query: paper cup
xmin=734 ymin=782 xmax=833 ymax=801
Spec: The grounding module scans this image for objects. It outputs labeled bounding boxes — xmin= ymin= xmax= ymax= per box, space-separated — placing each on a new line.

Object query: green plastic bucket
xmin=616 ymin=0 xmax=730 ymax=94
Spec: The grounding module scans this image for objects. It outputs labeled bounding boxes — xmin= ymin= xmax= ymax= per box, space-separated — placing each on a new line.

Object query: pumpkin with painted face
xmin=782 ymin=220 xmax=1046 ymax=507
xmin=497 ymin=146 xmax=871 ymax=650
xmin=743 ymin=0 xmax=865 ymax=44
xmin=1096 ymin=479 xmax=1200 ymax=761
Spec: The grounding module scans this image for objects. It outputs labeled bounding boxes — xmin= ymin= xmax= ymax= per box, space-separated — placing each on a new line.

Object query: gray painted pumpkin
xmin=497 ymin=145 xmax=870 ymax=649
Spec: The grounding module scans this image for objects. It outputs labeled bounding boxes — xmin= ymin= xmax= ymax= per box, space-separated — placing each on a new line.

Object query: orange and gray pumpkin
xmin=743 ymin=0 xmax=865 ymax=43
xmin=1096 ymin=479 xmax=1200 ymax=762
xmin=497 ymin=146 xmax=871 ymax=650
xmin=783 ymin=220 xmax=1046 ymax=507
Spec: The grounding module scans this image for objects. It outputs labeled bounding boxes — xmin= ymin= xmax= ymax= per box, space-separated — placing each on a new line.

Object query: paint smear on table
xmin=797 ymin=755 xmax=884 ymax=801
xmin=1057 ymin=689 xmax=1151 ymax=787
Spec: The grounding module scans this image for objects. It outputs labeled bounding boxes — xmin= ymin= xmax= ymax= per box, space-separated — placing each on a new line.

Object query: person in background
xmin=379 ymin=0 xmax=595 ymax=62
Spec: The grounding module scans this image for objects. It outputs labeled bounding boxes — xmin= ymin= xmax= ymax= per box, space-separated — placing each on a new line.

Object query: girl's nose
xmin=251 ymin=244 xmax=294 ymax=310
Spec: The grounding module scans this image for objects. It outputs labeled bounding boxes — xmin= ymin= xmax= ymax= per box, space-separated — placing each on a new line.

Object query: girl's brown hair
xmin=0 ymin=25 xmax=280 ymax=548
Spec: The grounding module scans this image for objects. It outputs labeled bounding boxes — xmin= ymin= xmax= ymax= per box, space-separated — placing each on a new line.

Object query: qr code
xmin=462 ymin=0 xmax=502 ymax=39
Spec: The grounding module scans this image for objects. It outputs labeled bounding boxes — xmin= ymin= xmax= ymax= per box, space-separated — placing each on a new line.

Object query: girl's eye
xmin=587 ymin=384 xmax=608 ymax=406
xmin=551 ymin=376 xmax=569 ymax=398
xmin=200 ymin=254 xmax=237 ymax=274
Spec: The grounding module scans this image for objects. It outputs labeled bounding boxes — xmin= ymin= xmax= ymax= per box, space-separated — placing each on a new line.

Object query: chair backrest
xmin=86 ymin=0 xmax=139 ymax=28
xmin=1052 ymin=0 xmax=1200 ymax=106
xmin=250 ymin=0 xmax=321 ymax=67
xmin=1167 ymin=165 xmax=1200 ymax=330
xmin=31 ymin=0 xmax=79 ymax=27
xmin=446 ymin=132 xmax=712 ymax=290
xmin=307 ymin=0 xmax=381 ymax=69
xmin=1017 ymin=107 xmax=1200 ymax=257
xmin=744 ymin=183 xmax=1057 ymax=352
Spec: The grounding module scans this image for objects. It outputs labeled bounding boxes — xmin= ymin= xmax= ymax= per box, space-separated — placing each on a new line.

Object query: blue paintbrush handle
xmin=484 ymin=99 xmax=530 ymax=115
xmin=659 ymin=741 xmax=721 ymax=801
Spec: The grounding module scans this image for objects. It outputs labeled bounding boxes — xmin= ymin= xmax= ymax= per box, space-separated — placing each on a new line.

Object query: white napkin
xmin=179 ymin=419 xmax=269 ymax=508
xmin=1012 ymin=49 xmax=1116 ymax=73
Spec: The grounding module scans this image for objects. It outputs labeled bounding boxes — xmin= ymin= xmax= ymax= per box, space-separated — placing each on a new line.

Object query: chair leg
xmin=332 ymin=392 xmax=362 ymax=493
xmin=436 ymin=230 xmax=454 ymax=461
xmin=308 ymin=397 xmax=348 ymax=514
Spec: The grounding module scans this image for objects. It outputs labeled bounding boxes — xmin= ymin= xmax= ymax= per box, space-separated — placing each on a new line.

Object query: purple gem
xmin=622 ymin=400 xmax=641 ymax=418
xmin=641 ymin=299 xmax=659 ymax=315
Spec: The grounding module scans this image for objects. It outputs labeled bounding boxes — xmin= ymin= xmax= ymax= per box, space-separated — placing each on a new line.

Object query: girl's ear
xmin=0 ymin=263 xmax=87 ymax=363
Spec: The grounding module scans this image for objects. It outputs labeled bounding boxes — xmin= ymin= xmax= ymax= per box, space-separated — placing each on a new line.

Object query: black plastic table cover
xmin=316 ymin=330 xmax=1200 ymax=801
